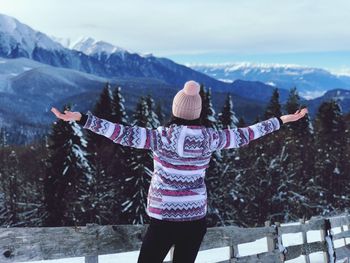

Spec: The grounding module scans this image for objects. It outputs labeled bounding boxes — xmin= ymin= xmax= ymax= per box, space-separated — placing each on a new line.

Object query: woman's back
xmin=150 ymin=124 xmax=212 ymax=221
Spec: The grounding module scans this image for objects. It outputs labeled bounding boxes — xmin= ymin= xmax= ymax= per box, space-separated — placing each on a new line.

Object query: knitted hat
xmin=172 ymin=80 xmax=202 ymax=120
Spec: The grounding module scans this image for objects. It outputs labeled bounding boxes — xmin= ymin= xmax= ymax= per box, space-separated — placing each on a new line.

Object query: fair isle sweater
xmin=77 ymin=111 xmax=283 ymax=221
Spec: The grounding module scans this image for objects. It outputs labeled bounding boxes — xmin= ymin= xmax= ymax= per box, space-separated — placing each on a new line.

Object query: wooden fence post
xmin=321 ymin=219 xmax=334 ymax=263
xmin=229 ymin=244 xmax=239 ymax=262
xmin=320 ymin=221 xmax=329 ymax=263
xmin=340 ymin=225 xmax=346 ymax=246
xmin=85 ymin=256 xmax=98 ymax=263
xmin=348 ymin=222 xmax=350 ymax=245
xmin=300 ymin=218 xmax=311 ymax=263
xmin=85 ymin=223 xmax=99 ymax=263
xmin=275 ymin=222 xmax=286 ymax=262
xmin=265 ymin=221 xmax=275 ymax=252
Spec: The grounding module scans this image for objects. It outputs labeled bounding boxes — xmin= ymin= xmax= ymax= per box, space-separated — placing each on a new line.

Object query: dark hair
xmin=165 ymin=114 xmax=202 ymax=127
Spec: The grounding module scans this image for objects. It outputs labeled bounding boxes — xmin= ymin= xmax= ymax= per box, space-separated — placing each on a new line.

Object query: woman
xmin=51 ymin=80 xmax=308 ymax=263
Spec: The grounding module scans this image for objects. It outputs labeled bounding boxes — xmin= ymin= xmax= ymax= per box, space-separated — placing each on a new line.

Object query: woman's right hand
xmin=51 ymin=107 xmax=82 ymax=122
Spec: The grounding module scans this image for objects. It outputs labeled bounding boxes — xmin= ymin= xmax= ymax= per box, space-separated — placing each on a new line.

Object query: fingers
xmin=51 ymin=107 xmax=62 ymax=118
xmin=300 ymin=108 xmax=308 ymax=117
xmin=294 ymin=107 xmax=308 ymax=115
xmin=51 ymin=107 xmax=70 ymax=121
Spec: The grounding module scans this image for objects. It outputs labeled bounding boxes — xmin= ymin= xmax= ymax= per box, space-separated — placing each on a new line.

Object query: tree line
xmin=0 ymin=83 xmax=349 ymax=227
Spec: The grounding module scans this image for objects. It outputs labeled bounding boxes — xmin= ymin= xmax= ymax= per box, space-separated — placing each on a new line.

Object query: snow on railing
xmin=0 ymin=214 xmax=349 ymax=263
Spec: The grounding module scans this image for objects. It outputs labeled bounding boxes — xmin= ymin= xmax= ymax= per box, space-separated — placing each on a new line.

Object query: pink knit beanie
xmin=172 ymin=80 xmax=202 ymax=120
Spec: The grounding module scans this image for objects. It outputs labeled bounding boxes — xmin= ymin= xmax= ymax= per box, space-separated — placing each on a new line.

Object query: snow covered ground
xmin=16 ymin=224 xmax=350 ymax=263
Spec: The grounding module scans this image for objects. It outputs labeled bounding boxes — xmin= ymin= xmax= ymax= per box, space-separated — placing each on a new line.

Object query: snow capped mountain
xmin=0 ymin=13 xmax=63 ymax=58
xmin=189 ymin=62 xmax=327 ymax=76
xmin=50 ymin=36 xmax=72 ymax=48
xmin=1 ymin=13 xmax=291 ymax=101
xmin=190 ymin=62 xmax=350 ymax=99
xmin=71 ymin=36 xmax=128 ymax=58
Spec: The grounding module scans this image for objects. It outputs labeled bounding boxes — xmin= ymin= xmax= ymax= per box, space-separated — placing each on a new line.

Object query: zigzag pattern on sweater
xmin=150 ymin=185 xmax=204 ymax=197
xmin=157 ymin=125 xmax=182 ymax=153
xmin=161 ymin=215 xmax=206 ymax=221
xmin=256 ymin=119 xmax=275 ymax=135
xmin=154 ymin=153 xmax=211 ymax=166
xmin=82 ymin=111 xmax=281 ymax=221
xmin=90 ymin=116 xmax=109 ymax=134
xmin=162 ymin=200 xmax=206 ymax=209
xmin=117 ymin=126 xmax=142 ymax=147
xmin=235 ymin=128 xmax=249 ymax=147
xmin=154 ymin=169 xmax=204 ymax=188
xmin=161 ymin=207 xmax=206 ymax=218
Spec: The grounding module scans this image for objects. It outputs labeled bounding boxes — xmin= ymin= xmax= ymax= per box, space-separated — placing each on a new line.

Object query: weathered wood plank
xmin=320 ymin=222 xmax=331 ymax=263
xmin=333 ymin=230 xmax=350 ymax=240
xmin=265 ymin=221 xmax=275 ymax=253
xmin=234 ymin=250 xmax=282 ymax=263
xmin=284 ymin=241 xmax=327 ymax=261
xmin=0 ymin=224 xmax=147 ymax=262
xmin=328 ymin=215 xmax=350 ymax=228
xmin=201 ymin=225 xmax=276 ymax=250
xmin=300 ymin=219 xmax=311 ymax=263
xmin=335 ymin=245 xmax=350 ymax=261
xmin=279 ymin=217 xmax=325 ymax=234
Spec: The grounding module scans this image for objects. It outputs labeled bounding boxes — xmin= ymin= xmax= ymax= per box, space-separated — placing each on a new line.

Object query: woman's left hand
xmin=51 ymin=107 xmax=82 ymax=122
xmin=280 ymin=108 xmax=308 ymax=124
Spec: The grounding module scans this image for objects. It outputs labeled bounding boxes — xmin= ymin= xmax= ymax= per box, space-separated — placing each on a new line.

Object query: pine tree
xmin=87 ymin=82 xmax=115 ymax=163
xmin=232 ymin=151 xmax=272 ymax=226
xmin=111 ymin=86 xmax=128 ymax=125
xmin=0 ymin=148 xmax=42 ymax=227
xmin=155 ymin=101 xmax=166 ymax=126
xmin=44 ymin=104 xmax=93 ymax=226
xmin=237 ymin=117 xmax=246 ymax=127
xmin=121 ymin=96 xmax=158 ymax=224
xmin=0 ymin=192 xmax=9 ymax=226
xmin=277 ymin=87 xmax=316 ymax=220
xmin=0 ymin=127 xmax=9 ymax=148
xmin=216 ymin=94 xmax=240 ymax=223
xmin=218 ymin=94 xmax=238 ymax=129
xmin=146 ymin=95 xmax=161 ymax=128
xmin=99 ymin=85 xmax=130 ymax=224
xmin=264 ymin=88 xmax=282 ymax=119
xmin=1 ymin=150 xmax=21 ymax=226
xmin=200 ymin=85 xmax=217 ymax=129
xmin=83 ymin=83 xmax=121 ymax=225
xmin=314 ymin=100 xmax=347 ymax=212
xmin=231 ymin=89 xmax=285 ymax=226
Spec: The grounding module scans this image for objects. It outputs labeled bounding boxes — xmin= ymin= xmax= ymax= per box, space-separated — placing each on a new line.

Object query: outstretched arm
xmin=51 ymin=107 xmax=156 ymax=150
xmin=212 ymin=108 xmax=308 ymax=150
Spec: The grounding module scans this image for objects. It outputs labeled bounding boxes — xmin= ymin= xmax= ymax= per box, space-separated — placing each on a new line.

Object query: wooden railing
xmin=1 ymin=214 xmax=349 ymax=263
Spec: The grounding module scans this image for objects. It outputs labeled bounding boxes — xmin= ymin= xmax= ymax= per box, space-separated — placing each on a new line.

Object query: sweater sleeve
xmin=211 ymin=117 xmax=282 ymax=151
xmin=79 ymin=110 xmax=157 ymax=150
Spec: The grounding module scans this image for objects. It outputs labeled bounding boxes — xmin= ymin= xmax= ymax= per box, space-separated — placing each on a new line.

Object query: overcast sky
xmin=1 ymin=0 xmax=350 ymax=71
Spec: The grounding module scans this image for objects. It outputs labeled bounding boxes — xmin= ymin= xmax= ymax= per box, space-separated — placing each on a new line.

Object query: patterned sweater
xmin=77 ymin=111 xmax=283 ymax=221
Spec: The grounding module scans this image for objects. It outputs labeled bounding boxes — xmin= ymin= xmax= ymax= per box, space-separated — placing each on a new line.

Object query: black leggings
xmin=137 ymin=216 xmax=207 ymax=263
